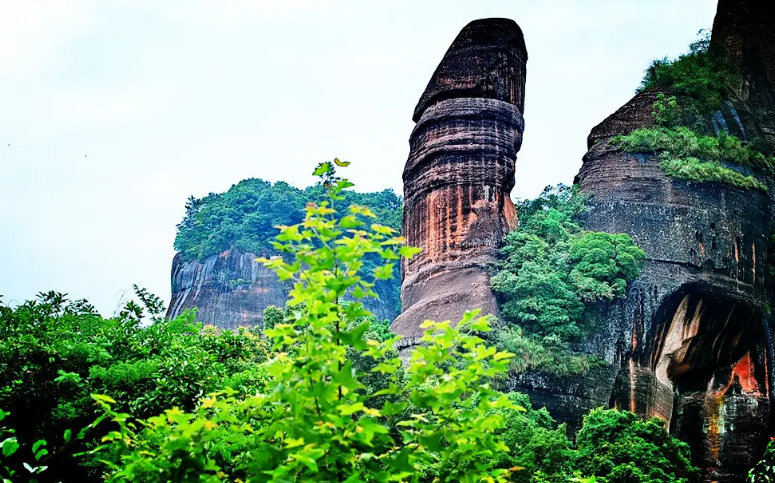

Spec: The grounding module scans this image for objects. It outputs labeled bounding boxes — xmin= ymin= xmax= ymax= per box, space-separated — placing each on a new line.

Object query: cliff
xmin=166 ymin=248 xmax=290 ymax=329
xmin=560 ymin=1 xmax=775 ymax=480
xmin=167 ymin=247 xmax=399 ymax=329
xmin=391 ymin=18 xmax=526 ymax=345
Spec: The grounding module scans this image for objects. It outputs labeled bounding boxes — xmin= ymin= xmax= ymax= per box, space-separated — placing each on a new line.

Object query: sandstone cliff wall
xmin=166 ymin=248 xmax=398 ymax=329
xmin=544 ymin=2 xmax=775 ymax=480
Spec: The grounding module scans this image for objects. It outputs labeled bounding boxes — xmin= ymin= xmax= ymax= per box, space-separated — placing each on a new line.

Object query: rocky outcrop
xmin=391 ymin=18 xmax=526 ymax=343
xmin=710 ymin=0 xmax=775 ymax=151
xmin=531 ymin=1 xmax=775 ymax=480
xmin=167 ymin=248 xmax=400 ymax=329
xmin=166 ymin=248 xmax=291 ymax=329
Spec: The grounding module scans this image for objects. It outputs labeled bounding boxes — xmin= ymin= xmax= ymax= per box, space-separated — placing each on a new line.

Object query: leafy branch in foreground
xmin=95 ymin=160 xmax=520 ymax=483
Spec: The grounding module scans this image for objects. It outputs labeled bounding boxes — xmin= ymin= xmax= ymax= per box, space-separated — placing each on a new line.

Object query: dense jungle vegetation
xmin=1 ymin=162 xmax=701 ymax=483
xmin=490 ymin=185 xmax=646 ymax=375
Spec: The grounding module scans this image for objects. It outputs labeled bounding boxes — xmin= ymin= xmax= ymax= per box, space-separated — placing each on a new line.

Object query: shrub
xmin=0 ymin=290 xmax=268 ymax=482
xmin=638 ymin=29 xmax=736 ymax=114
xmin=96 ymin=161 xmax=520 ymax=483
xmin=261 ymin=305 xmax=283 ymax=331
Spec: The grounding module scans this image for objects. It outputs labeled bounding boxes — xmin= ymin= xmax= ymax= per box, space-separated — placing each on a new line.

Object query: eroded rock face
xmin=166 ymin=248 xmax=400 ymax=329
xmin=166 ymin=248 xmax=291 ymax=329
xmin=540 ymin=2 xmax=775 ymax=480
xmin=391 ymin=18 xmax=526 ymax=343
xmin=710 ymin=0 xmax=775 ymax=150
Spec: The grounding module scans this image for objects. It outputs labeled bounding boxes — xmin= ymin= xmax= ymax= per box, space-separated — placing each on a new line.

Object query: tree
xmin=573 ymin=409 xmax=698 ymax=483
xmin=490 ymin=185 xmax=645 ymax=374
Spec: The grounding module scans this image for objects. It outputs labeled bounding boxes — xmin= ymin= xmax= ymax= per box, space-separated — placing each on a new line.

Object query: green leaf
xmin=1 ymin=437 xmax=19 ymax=457
xmin=91 ymin=394 xmax=116 ymax=405
xmin=313 ymin=162 xmax=332 ymax=176
xmin=32 ymin=440 xmax=46 ymax=454
xmin=338 ymin=402 xmax=365 ymax=416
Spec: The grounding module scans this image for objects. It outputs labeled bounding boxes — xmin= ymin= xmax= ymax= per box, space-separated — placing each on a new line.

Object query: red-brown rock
xmin=391 ymin=18 xmax=526 ymax=343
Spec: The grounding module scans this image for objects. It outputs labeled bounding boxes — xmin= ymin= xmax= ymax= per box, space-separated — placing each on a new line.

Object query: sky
xmin=0 ymin=0 xmax=717 ymax=316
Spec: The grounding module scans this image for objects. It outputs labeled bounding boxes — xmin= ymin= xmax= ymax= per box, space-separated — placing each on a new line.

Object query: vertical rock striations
xmin=166 ymin=247 xmax=400 ymax=329
xmin=710 ymin=0 xmax=775 ymax=150
xmin=550 ymin=1 xmax=775 ymax=480
xmin=391 ymin=18 xmax=526 ymax=343
xmin=165 ymin=248 xmax=291 ymax=330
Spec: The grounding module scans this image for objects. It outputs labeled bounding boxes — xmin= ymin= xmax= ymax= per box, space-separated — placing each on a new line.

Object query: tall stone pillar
xmin=391 ymin=18 xmax=527 ymax=342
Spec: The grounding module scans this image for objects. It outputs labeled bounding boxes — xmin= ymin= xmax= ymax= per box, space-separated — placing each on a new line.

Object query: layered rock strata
xmin=165 ymin=248 xmax=291 ymax=330
xmin=391 ymin=18 xmax=526 ymax=343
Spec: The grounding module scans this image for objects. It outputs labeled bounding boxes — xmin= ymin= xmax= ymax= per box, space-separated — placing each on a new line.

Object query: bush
xmin=749 ymin=438 xmax=775 ymax=482
xmin=638 ymin=29 xmax=736 ymax=114
xmin=261 ymin=305 xmax=283 ymax=331
xmin=573 ymin=409 xmax=699 ymax=483
xmin=0 ymin=290 xmax=268 ymax=482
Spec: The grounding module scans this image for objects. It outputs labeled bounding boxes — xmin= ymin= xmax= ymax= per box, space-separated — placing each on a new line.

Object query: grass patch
xmin=659 ymin=155 xmax=767 ymax=190
xmin=612 ymin=126 xmax=773 ymax=190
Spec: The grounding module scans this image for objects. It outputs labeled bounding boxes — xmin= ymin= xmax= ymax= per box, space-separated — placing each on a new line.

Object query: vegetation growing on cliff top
xmin=174 ymin=178 xmax=402 ymax=262
xmin=173 ymin=172 xmax=404 ymax=313
xmin=637 ymin=29 xmax=736 ymax=114
xmin=611 ymin=96 xmax=774 ymax=191
xmin=491 ymin=185 xmax=646 ymax=376
xmin=627 ymin=30 xmax=775 ymax=191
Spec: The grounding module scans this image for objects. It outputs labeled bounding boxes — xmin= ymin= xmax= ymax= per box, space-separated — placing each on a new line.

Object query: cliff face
xmin=560 ymin=2 xmax=775 ymax=480
xmin=167 ymin=248 xmax=399 ymax=329
xmin=394 ymin=4 xmax=775 ymax=481
xmin=391 ymin=18 xmax=526 ymax=343
xmin=166 ymin=248 xmax=291 ymax=329
xmin=710 ymin=0 xmax=775 ymax=151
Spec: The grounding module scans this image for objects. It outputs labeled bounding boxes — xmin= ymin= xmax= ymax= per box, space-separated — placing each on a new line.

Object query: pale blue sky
xmin=0 ymin=0 xmax=716 ymax=315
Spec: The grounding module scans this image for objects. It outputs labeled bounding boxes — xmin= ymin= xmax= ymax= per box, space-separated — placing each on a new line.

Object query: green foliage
xmin=612 ymin=125 xmax=773 ymax=190
xmin=97 ymin=162 xmax=518 ymax=483
xmin=1 ymin=409 xmax=51 ymax=483
xmin=493 ymin=327 xmax=606 ymax=377
xmin=491 ymin=186 xmax=645 ymax=374
xmin=261 ymin=305 xmax=283 ymax=331
xmin=638 ymin=29 xmax=736 ymax=114
xmin=651 ymin=94 xmax=682 ymax=128
xmin=174 ymin=178 xmax=402 ymax=263
xmin=173 ymin=169 xmax=404 ymax=314
xmin=1 ymin=161 xmax=703 ymax=483
xmin=573 ymin=409 xmax=699 ymax=483
xmin=0 ymin=289 xmax=269 ymax=482
xmin=490 ymin=393 xmax=570 ymax=482
xmin=659 ymin=155 xmax=767 ymax=190
xmin=749 ymin=438 xmax=775 ymax=482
